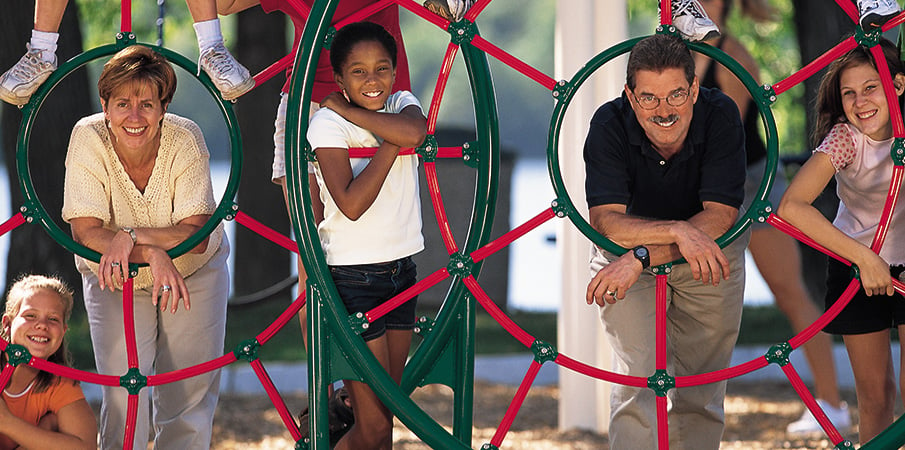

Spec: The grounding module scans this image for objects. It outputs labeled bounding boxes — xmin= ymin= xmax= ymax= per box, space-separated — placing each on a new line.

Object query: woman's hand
xmin=98 ymin=229 xmax=135 ymax=291
xmin=146 ymin=247 xmax=191 ymax=313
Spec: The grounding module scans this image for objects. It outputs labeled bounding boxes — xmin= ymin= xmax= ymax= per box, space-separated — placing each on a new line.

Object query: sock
xmin=193 ymin=19 xmax=223 ymax=53
xmin=30 ymin=30 xmax=59 ymax=62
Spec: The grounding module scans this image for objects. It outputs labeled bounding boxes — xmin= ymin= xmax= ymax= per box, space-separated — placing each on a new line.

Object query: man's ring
xmin=605 ymin=290 xmax=615 ymax=296
xmin=162 ymin=285 xmax=172 ymax=292
xmin=111 ymin=262 xmax=121 ymax=268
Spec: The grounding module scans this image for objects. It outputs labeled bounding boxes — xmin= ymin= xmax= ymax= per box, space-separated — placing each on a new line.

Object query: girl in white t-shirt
xmin=306 ymin=21 xmax=427 ymax=449
xmin=779 ymin=38 xmax=905 ymax=444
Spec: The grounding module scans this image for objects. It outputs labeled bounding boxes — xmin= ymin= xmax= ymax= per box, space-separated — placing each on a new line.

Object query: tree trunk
xmin=1 ymin=1 xmax=89 ymax=294
xmin=232 ymin=9 xmax=291 ymax=298
xmin=791 ymin=0 xmax=851 ymax=304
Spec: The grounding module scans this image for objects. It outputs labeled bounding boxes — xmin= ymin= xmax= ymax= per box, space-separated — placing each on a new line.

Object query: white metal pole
xmin=555 ymin=0 xmax=627 ymax=434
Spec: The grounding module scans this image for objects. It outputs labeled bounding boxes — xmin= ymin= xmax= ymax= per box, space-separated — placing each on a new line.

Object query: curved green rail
xmin=545 ymin=32 xmax=778 ymax=262
xmin=15 ymin=35 xmax=242 ymax=267
xmin=284 ymin=0 xmax=498 ymax=448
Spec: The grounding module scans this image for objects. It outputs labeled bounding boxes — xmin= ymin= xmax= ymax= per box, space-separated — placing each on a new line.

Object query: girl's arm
xmin=320 ymin=92 xmax=427 ymax=148
xmin=316 ymin=140 xmax=402 ymax=221
xmin=778 ymin=152 xmax=894 ymax=296
xmin=0 ymin=398 xmax=96 ymax=450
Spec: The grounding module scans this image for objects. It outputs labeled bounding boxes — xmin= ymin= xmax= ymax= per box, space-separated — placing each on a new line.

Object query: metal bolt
xmin=19 ymin=206 xmax=26 ymax=213
xmin=769 ymin=96 xmax=777 ymax=102
xmin=355 ymin=312 xmax=364 ymax=318
xmin=765 ymin=206 xmax=772 ymax=213
xmin=551 ymin=200 xmax=558 ymax=207
xmin=456 ymin=262 xmax=464 ymax=268
xmin=463 ymin=142 xmax=470 ymax=149
xmin=758 ymin=216 xmax=765 ymax=223
xmin=413 ymin=327 xmax=421 ymax=333
xmin=244 ymin=345 xmax=251 ymax=353
xmin=552 ymin=91 xmax=559 ymax=98
xmin=556 ymin=211 xmax=565 ymax=218
xmin=130 ymin=379 xmax=137 ymax=385
xmin=362 ymin=323 xmax=369 ymax=330
xmin=464 ymin=155 xmax=470 ymax=161
xmin=116 ymin=32 xmax=123 ymax=39
xmin=25 ymin=217 xmax=33 ymax=223
xmin=426 ymin=145 xmax=433 ymax=151
xmin=457 ymin=29 xmax=465 ymax=36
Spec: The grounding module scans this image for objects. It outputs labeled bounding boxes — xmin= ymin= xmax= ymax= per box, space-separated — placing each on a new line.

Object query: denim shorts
xmin=329 ymin=256 xmax=418 ymax=341
xmin=823 ymin=258 xmax=905 ymax=334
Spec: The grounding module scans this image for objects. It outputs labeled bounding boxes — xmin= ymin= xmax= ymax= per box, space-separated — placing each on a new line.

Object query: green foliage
xmin=628 ymin=0 xmax=806 ymax=154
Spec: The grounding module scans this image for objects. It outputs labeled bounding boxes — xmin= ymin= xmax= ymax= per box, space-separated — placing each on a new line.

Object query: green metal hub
xmin=647 ymin=369 xmax=676 ymax=397
xmin=119 ymin=368 xmax=147 ymax=395
xmin=5 ymin=344 xmax=31 ymax=366
xmin=891 ymin=138 xmax=905 ymax=165
xmin=448 ymin=20 xmax=477 ymax=46
xmin=749 ymin=198 xmax=774 ymax=224
xmin=855 ymin=26 xmax=883 ymax=47
xmin=233 ymin=338 xmax=261 ymax=362
xmin=417 ymin=135 xmax=440 ymax=162
xmin=531 ymin=340 xmax=557 ymax=364
xmin=447 ymin=253 xmax=475 ymax=277
xmin=348 ymin=312 xmax=369 ymax=335
xmin=765 ymin=342 xmax=793 ymax=366
xmin=414 ymin=316 xmax=435 ymax=337
xmin=462 ymin=141 xmax=480 ymax=167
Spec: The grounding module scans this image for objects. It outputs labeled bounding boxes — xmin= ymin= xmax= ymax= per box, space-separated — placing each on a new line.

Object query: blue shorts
xmin=329 ymin=256 xmax=418 ymax=341
xmin=823 ymin=258 xmax=905 ymax=335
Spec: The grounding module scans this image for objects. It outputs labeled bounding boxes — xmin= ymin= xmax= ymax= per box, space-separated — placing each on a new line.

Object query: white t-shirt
xmin=816 ymin=122 xmax=905 ymax=265
xmin=306 ymin=91 xmax=424 ymax=265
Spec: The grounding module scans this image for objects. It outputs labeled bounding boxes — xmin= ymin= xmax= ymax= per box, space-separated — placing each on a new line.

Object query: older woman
xmin=61 ymin=45 xmax=228 ymax=449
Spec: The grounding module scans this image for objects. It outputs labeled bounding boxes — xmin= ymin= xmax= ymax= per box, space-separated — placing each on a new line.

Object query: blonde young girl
xmin=779 ymin=38 xmax=905 ymax=443
xmin=0 ymin=275 xmax=96 ymax=449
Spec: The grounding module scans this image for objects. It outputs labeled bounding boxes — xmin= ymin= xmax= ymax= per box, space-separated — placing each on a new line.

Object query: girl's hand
xmin=320 ymin=91 xmax=352 ymax=117
xmin=98 ymin=229 xmax=135 ymax=291
xmin=855 ymin=249 xmax=895 ymax=296
xmin=146 ymin=247 xmax=190 ymax=313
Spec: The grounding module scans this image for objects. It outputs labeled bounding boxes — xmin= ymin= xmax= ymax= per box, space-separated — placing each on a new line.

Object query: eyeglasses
xmin=631 ymin=88 xmax=691 ymax=110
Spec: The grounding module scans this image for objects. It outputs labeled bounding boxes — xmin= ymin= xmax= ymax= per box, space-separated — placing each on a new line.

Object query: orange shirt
xmin=0 ymin=378 xmax=87 ymax=450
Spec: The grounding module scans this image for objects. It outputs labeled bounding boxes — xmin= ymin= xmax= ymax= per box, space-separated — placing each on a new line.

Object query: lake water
xmin=0 ymin=160 xmax=772 ymax=309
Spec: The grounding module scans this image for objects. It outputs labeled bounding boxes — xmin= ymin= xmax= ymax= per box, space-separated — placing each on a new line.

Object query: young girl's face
xmin=334 ymin=40 xmax=396 ymax=111
xmin=2 ymin=289 xmax=67 ymax=360
xmin=839 ymin=62 xmax=903 ymax=141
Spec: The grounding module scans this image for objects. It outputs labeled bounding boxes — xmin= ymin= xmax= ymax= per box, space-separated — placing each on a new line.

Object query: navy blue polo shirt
xmin=583 ymin=87 xmax=745 ymax=220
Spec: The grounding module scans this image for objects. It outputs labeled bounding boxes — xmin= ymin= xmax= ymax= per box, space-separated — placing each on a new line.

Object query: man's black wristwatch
xmin=632 ymin=245 xmax=650 ymax=269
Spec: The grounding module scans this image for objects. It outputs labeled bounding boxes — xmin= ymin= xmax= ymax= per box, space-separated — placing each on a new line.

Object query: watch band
xmin=120 ymin=227 xmax=137 ymax=245
xmin=632 ymin=245 xmax=650 ymax=269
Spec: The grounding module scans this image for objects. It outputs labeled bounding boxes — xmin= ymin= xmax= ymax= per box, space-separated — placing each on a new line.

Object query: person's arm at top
xmin=778 ymin=150 xmax=894 ymax=296
xmin=320 ymin=92 xmax=427 ymax=148
xmin=0 ymin=396 xmax=96 ymax=450
xmin=216 ymin=0 xmax=260 ymax=14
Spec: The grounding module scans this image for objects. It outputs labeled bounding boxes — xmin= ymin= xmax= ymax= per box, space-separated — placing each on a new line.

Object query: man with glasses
xmin=582 ymin=33 xmax=749 ymax=450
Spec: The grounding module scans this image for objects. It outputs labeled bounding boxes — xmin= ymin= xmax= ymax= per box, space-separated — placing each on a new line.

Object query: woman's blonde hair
xmin=97 ymin=45 xmax=177 ymax=107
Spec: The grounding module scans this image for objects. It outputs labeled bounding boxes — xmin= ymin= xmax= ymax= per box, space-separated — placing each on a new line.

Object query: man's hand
xmin=673 ymin=221 xmax=730 ymax=285
xmin=586 ymin=252 xmax=644 ymax=306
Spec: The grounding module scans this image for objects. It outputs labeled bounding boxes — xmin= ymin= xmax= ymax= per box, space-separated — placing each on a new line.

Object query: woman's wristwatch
xmin=120 ymin=226 xmax=137 ymax=245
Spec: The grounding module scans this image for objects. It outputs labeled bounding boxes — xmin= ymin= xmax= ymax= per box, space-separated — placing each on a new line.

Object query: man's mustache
xmin=649 ymin=114 xmax=680 ymax=125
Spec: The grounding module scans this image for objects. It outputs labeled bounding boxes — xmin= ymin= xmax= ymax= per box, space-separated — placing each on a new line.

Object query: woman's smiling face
xmin=102 ymin=80 xmax=166 ymax=152
xmin=333 ymin=40 xmax=397 ymax=111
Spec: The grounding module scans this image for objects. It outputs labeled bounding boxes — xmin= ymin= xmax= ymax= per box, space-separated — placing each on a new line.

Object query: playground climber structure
xmin=3 ymin=0 xmax=905 ymax=448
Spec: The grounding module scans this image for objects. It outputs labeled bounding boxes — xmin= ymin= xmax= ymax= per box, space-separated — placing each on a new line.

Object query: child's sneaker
xmin=667 ymin=0 xmax=721 ymax=42
xmin=199 ymin=43 xmax=254 ymax=101
xmin=858 ymin=0 xmax=900 ymax=29
xmin=786 ymin=400 xmax=851 ymax=436
xmin=423 ymin=0 xmax=474 ymax=22
xmin=0 ymin=44 xmax=57 ymax=106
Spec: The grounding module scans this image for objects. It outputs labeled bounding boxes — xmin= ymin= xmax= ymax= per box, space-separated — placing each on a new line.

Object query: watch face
xmin=635 ymin=247 xmax=648 ymax=258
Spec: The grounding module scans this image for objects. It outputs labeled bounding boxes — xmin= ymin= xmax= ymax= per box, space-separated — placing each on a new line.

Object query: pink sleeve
xmin=814 ymin=122 xmax=856 ymax=171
